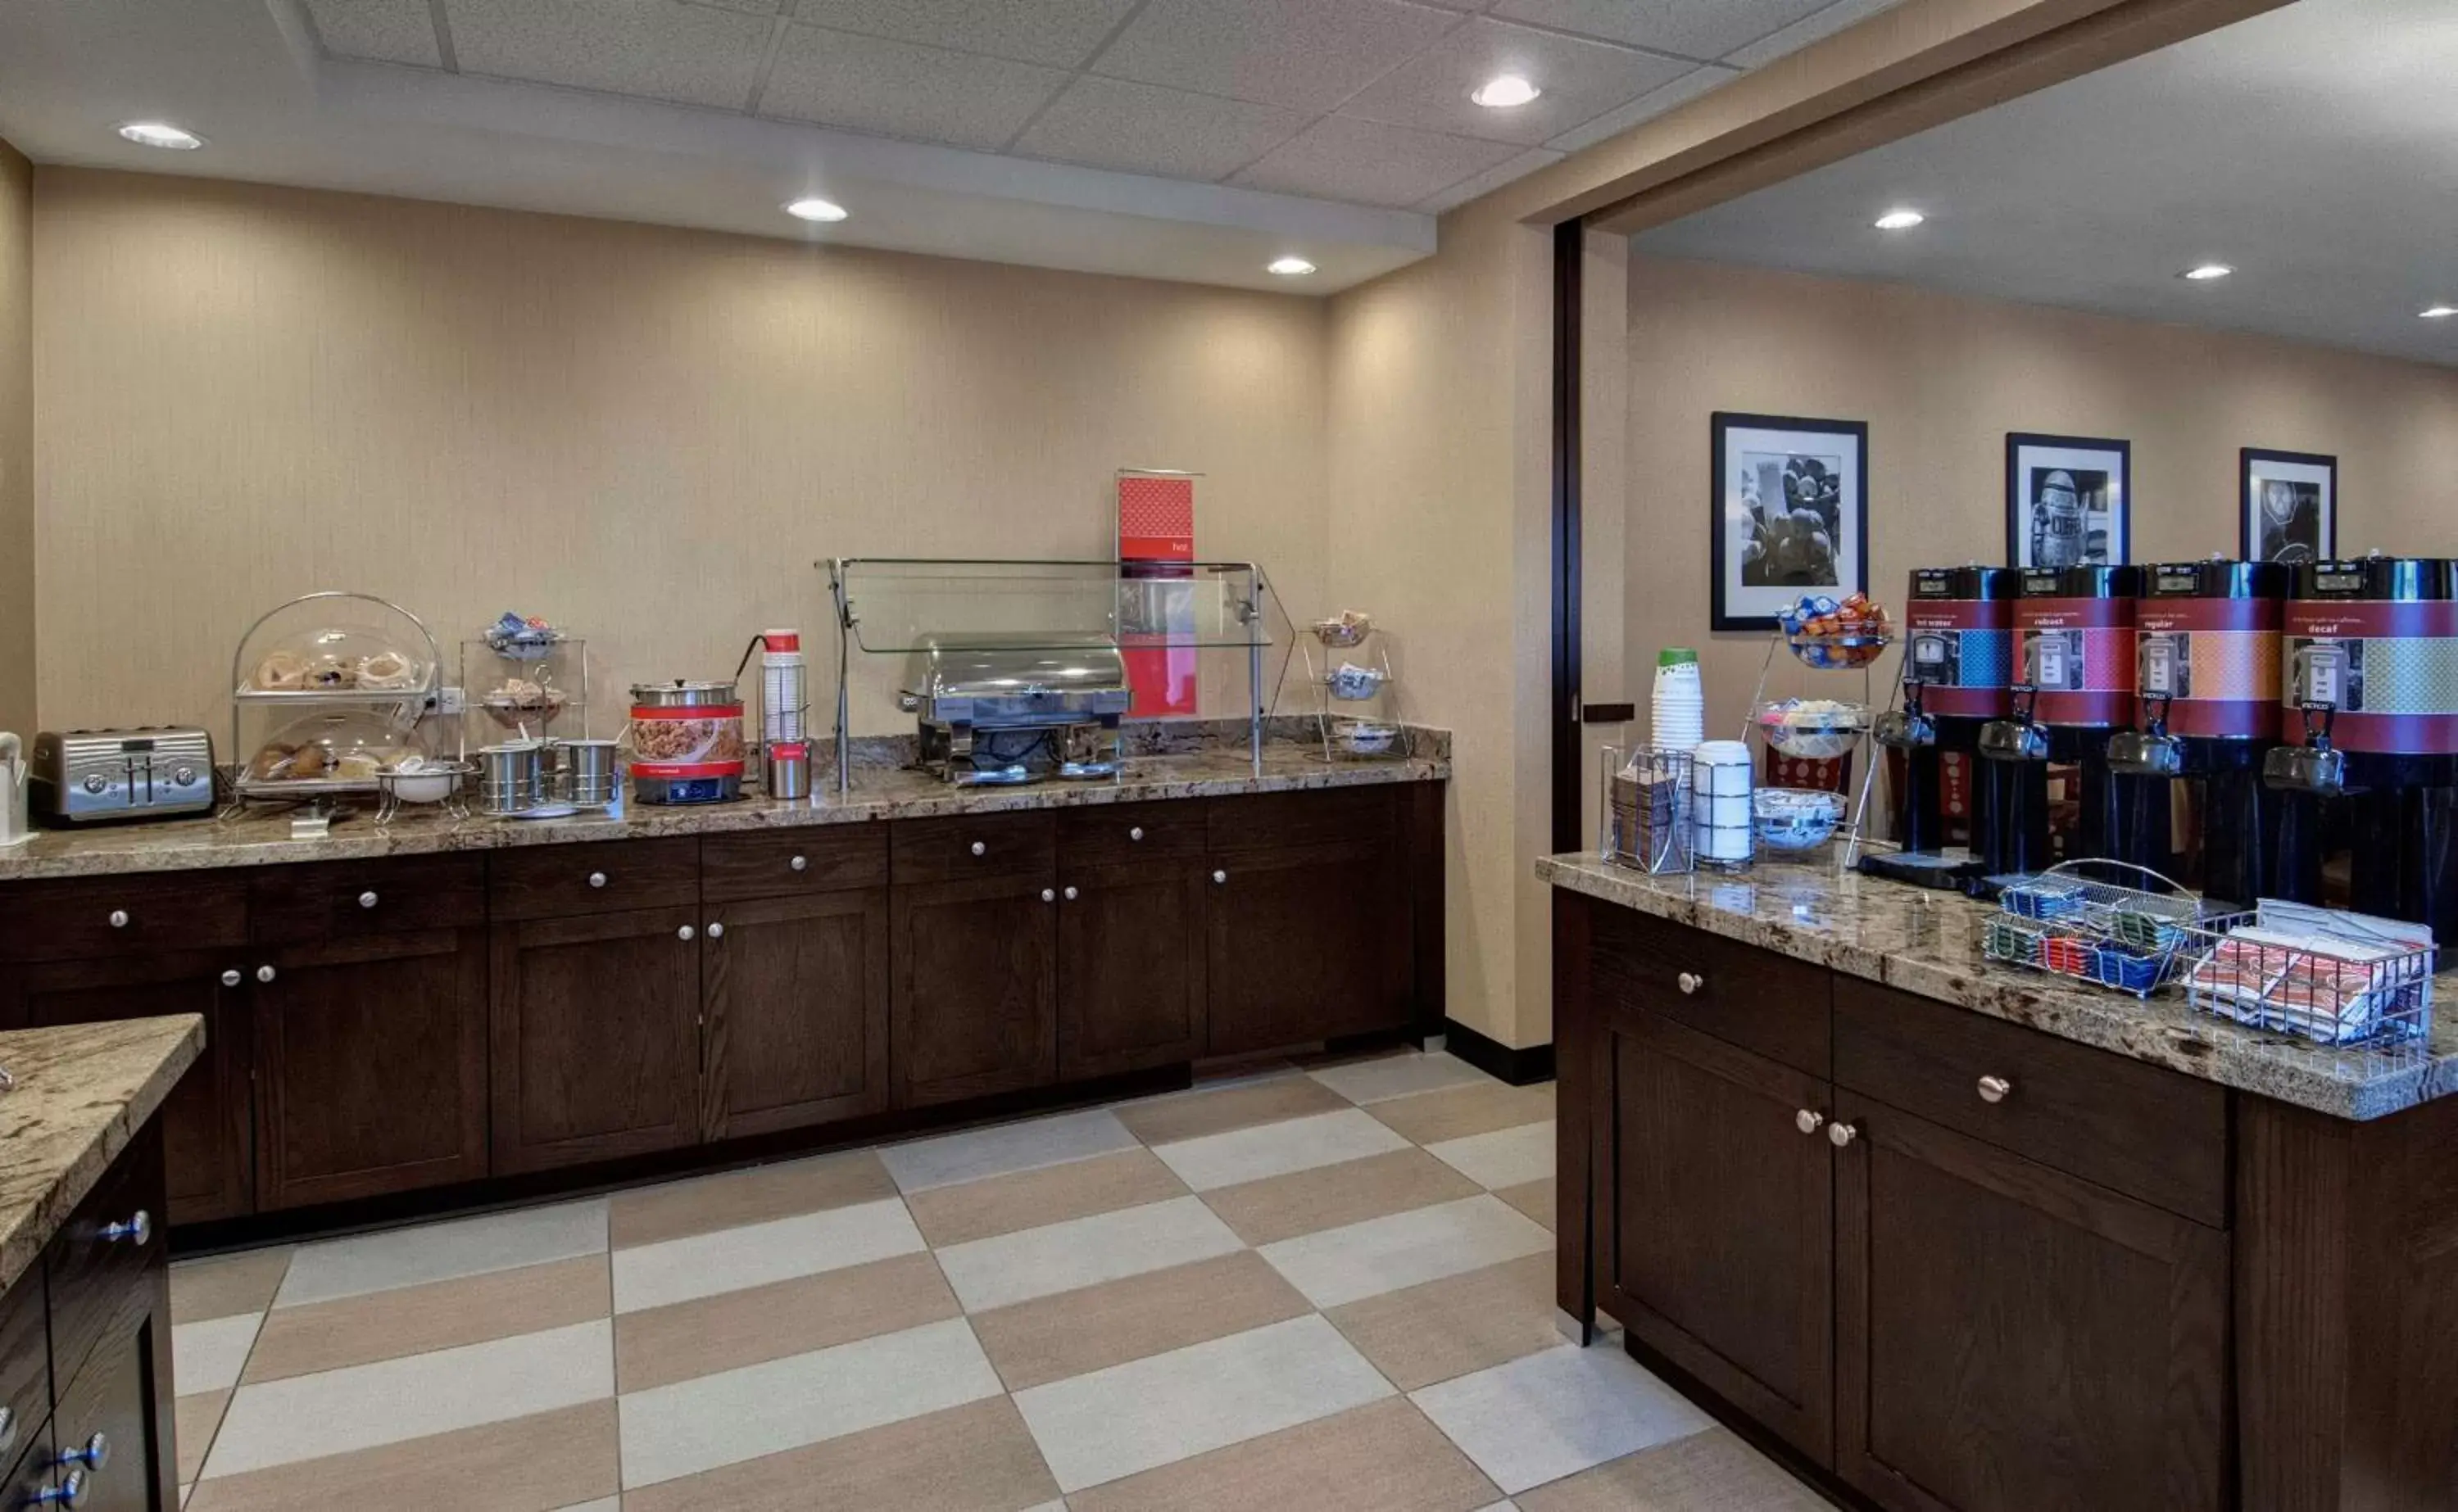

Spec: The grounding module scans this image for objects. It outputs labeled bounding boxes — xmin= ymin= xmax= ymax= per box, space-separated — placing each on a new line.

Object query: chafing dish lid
xmin=907 ymin=633 xmax=1128 ymax=700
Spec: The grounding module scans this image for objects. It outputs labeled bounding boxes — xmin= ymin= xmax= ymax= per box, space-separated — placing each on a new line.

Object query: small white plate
xmin=512 ymin=803 xmax=580 ymax=821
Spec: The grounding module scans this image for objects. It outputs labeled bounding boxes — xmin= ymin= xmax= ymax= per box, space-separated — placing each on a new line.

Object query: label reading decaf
xmin=2157 ymin=571 xmax=2198 ymax=594
xmin=2022 ymin=570 xmax=2061 ymax=595
xmin=2315 ymin=570 xmax=2365 ymax=593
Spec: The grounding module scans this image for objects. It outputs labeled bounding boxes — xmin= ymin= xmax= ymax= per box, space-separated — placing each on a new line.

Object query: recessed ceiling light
xmin=116 ymin=121 xmax=204 ymax=151
xmin=1471 ymin=75 xmax=1540 ymax=109
xmin=1267 ymin=256 xmax=1317 ymax=277
xmin=1872 ymin=209 xmax=1925 ymax=231
xmin=783 ymin=197 xmax=848 ymax=223
xmin=2180 ymin=263 xmax=2234 ymax=281
xmin=2422 ymin=305 xmax=2458 ymax=319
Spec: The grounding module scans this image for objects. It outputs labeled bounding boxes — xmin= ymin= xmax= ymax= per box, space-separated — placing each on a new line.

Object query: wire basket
xmin=2178 ymin=901 xmax=2437 ymax=1047
xmin=1603 ymin=745 xmax=1692 ymax=875
xmin=1981 ymin=860 xmax=2248 ymax=998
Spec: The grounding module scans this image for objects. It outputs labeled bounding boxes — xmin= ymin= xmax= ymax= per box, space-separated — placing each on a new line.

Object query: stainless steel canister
xmin=476 ymin=741 xmax=545 ymax=815
xmin=763 ymin=740 xmax=811 ymax=801
xmin=559 ymin=739 xmax=622 ymax=808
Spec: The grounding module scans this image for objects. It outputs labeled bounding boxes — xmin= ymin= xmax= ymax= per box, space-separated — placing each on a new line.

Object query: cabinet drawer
xmin=489 ymin=838 xmax=700 ymax=921
xmin=1209 ymin=788 xmax=1393 ymax=853
xmin=0 ymin=877 xmax=247 ymax=964
xmin=891 ymin=812 xmax=1055 ymax=885
xmin=46 ymin=1125 xmax=163 ymax=1396
xmin=1059 ymin=802 xmax=1204 ymax=867
xmin=1590 ymin=908 xmax=1830 ymax=1077
xmin=703 ymin=826 xmax=887 ymax=902
xmin=250 ymin=854 xmax=486 ymax=944
xmin=1834 ymin=976 xmax=2227 ymax=1226
xmin=0 ymin=1259 xmax=46 ymax=1477
xmin=0 ymin=1419 xmax=53 ymax=1512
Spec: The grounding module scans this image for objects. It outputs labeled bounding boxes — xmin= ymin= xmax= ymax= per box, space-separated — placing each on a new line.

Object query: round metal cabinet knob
xmin=107 ymin=911 xmax=129 ymax=930
xmin=0 ymin=1404 xmax=16 ymax=1460
xmin=588 ymin=871 xmax=609 ymax=889
xmin=31 ymin=1467 xmax=85 ymax=1507
xmin=57 ymin=1433 xmax=106 ymax=1472
xmin=1129 ymin=826 xmax=1145 ymax=842
xmin=1676 ymin=971 xmax=1703 ymax=995
xmin=220 ymin=970 xmax=243 ymax=988
xmin=706 ymin=922 xmax=724 ymax=939
xmin=678 ymin=926 xmax=696 ymax=942
xmin=790 ymin=854 xmax=809 ymax=871
xmin=1041 ymin=889 xmax=1056 ymax=903
xmin=98 ymin=1211 xmax=148 ymax=1245
xmin=1827 ymin=1122 xmax=1859 ymax=1148
xmin=1976 ymin=1075 xmax=2012 ymax=1105
xmin=971 ymin=841 xmax=988 ymax=857
xmin=256 ymin=965 xmax=276 ymax=984
xmin=1794 ymin=1109 xmax=1825 ymax=1136
xmin=1212 ymin=870 xmax=1227 ymax=885
xmin=1063 ymin=886 xmax=1079 ymax=901
xmin=358 ymin=890 xmax=379 ymax=909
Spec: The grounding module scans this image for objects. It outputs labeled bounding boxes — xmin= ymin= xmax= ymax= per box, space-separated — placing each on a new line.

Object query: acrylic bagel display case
xmin=229 ymin=591 xmax=442 ymax=807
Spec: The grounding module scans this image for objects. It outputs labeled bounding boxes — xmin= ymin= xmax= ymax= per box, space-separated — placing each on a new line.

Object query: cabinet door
xmin=702 ymin=891 xmax=891 ymax=1140
xmin=2 ymin=952 xmax=252 ymax=1225
xmin=1057 ymin=858 xmax=1205 ymax=1080
xmin=1605 ymin=1008 xmax=1834 ymax=1465
xmin=254 ymin=929 xmax=489 ymax=1210
xmin=52 ymin=1311 xmax=172 ymax=1512
xmin=891 ymin=875 xmax=1056 ymax=1108
xmin=1833 ymin=1099 xmax=2226 ymax=1512
xmin=490 ymin=908 xmax=701 ymax=1174
xmin=1204 ymin=841 xmax=1408 ymax=1057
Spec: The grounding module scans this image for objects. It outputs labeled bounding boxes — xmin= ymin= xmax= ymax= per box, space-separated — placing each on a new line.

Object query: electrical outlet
xmin=434 ymin=686 xmax=468 ymax=717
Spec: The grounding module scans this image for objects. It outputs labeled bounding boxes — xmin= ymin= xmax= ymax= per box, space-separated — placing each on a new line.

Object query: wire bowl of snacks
xmin=1326 ymin=663 xmax=1389 ymax=701
xmin=1311 ymin=612 xmax=1374 ymax=649
xmin=1753 ymin=786 xmax=1844 ymax=851
xmin=1778 ymin=592 xmax=1893 ymax=669
xmin=1753 ymin=699 xmax=1870 ymax=760
xmin=1983 ymin=861 xmax=2246 ymax=998
xmin=1332 ymin=718 xmax=1402 ymax=757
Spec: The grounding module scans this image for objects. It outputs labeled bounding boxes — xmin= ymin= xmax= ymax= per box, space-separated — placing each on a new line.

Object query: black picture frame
xmin=2240 ymin=448 xmax=2337 ymax=564
xmin=2005 ymin=432 xmax=2130 ymax=569
xmin=1710 ymin=410 xmax=1869 ymax=632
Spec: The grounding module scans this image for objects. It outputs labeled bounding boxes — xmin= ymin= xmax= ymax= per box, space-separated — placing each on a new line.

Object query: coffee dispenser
xmin=2106 ymin=560 xmax=2287 ymax=903
xmin=1980 ymin=566 xmax=2142 ymax=872
xmin=1862 ymin=565 xmax=2016 ymax=889
xmin=2265 ymin=556 xmax=2458 ymax=942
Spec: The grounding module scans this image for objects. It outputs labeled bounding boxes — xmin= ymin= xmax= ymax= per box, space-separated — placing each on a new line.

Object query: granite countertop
xmin=1539 ymin=850 xmax=2458 ymax=1121
xmin=0 ymin=740 xmax=1447 ymax=883
xmin=0 ymin=1017 xmax=202 ymax=1292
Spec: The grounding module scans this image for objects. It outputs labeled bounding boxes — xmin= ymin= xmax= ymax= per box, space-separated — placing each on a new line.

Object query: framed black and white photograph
xmin=2241 ymin=448 xmax=2335 ymax=564
xmin=1711 ymin=411 xmax=1868 ymax=631
xmin=2006 ymin=433 xmax=2129 ymax=569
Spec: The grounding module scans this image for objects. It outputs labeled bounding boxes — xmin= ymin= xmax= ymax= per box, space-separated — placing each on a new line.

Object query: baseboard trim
xmin=1441 ymin=1018 xmax=1555 ymax=1085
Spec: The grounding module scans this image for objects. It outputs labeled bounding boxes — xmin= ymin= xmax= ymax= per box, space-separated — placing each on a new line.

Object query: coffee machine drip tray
xmin=1857 ymin=845 xmax=1989 ymax=890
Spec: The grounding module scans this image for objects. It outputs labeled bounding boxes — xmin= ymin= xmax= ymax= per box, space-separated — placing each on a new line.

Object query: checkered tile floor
xmin=167 ymin=1048 xmax=1830 ymax=1510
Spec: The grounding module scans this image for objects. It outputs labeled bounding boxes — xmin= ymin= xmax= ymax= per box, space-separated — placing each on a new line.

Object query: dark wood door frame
xmin=1549 ymin=216 xmax=1585 ymax=857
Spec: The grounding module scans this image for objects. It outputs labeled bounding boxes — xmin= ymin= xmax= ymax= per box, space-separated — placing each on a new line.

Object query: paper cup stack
xmin=1650 ymin=648 xmax=1705 ymax=752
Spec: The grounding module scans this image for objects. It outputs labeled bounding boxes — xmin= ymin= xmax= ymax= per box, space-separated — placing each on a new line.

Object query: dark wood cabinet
xmin=43 ymin=1121 xmax=175 ymax=1512
xmin=2 ymin=952 xmax=253 ymax=1225
xmin=891 ymin=873 xmax=1058 ymax=1107
xmin=52 ymin=1307 xmax=171 ymax=1512
xmin=1057 ymin=858 xmax=1207 ymax=1079
xmin=702 ymin=890 xmax=891 ymax=1139
xmin=1832 ymin=1098 xmax=2227 ymax=1512
xmin=1204 ymin=840 xmax=1408 ymax=1057
xmin=1604 ymin=1007 xmax=1834 ymax=1465
xmin=253 ymin=929 xmax=489 ymax=1210
xmin=489 ymin=907 xmax=701 ymax=1173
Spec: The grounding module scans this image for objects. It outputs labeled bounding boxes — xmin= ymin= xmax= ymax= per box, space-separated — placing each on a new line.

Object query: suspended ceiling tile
xmin=1014 ymin=77 xmax=1309 ymax=182
xmin=760 ymin=25 xmax=1071 ymax=150
xmin=683 ymin=0 xmax=785 ymax=15
xmin=1722 ymin=0 xmax=1906 ymax=67
xmin=1544 ymin=62 xmax=1738 ymax=152
xmin=1415 ymin=144 xmax=1562 ymax=212
xmin=1232 ymin=115 xmax=1524 ymax=207
xmin=1091 ymin=0 xmax=1464 ymax=114
xmin=1341 ymin=18 xmax=1694 ymax=146
xmin=787 ymin=0 xmax=1143 ymax=68
xmin=305 ymin=0 xmax=446 ymax=67
xmin=1490 ymin=0 xmax=1833 ymax=62
xmin=443 ymin=0 xmax=773 ymax=110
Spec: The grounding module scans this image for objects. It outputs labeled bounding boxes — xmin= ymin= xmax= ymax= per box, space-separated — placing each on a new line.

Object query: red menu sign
xmin=1118 ymin=470 xmax=1199 ymax=717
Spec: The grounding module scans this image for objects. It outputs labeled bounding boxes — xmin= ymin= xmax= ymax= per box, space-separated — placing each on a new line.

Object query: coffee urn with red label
xmin=1980 ymin=565 xmax=2142 ymax=873
xmin=1863 ymin=565 xmax=2016 ymax=888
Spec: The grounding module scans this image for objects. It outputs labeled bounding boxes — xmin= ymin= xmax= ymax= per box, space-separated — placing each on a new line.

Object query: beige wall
xmin=0 ymin=141 xmax=30 ymax=740
xmin=1626 ymin=253 xmax=2458 ymax=738
xmin=30 ymin=169 xmax=1333 ymax=737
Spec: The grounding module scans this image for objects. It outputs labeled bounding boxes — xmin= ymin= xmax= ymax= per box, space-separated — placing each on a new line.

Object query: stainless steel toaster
xmin=30 ymin=727 xmax=217 ymax=824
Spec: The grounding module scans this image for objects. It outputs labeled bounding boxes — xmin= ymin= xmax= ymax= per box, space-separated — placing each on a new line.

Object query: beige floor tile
xmin=242 ymin=1255 xmax=609 ymax=1385
xmin=905 ymin=1148 xmax=1187 ymax=1248
xmin=615 ymin=1251 xmax=958 ymax=1393
xmin=170 ymin=1248 xmax=293 ymax=1325
xmin=175 ymin=1390 xmax=230 ymax=1485
xmin=184 ymin=1399 xmax=618 ymax=1512
xmin=1325 ymin=1254 xmax=1560 ymax=1391
xmin=607 ymin=1150 xmax=898 ymax=1250
xmin=1200 ymin=1147 xmax=1481 ymax=1247
xmin=1494 ymin=1179 xmax=1555 ymax=1232
xmin=1067 ymin=1396 xmax=1499 ymax=1512
xmin=971 ymin=1250 xmax=1310 ymax=1392
xmin=1115 ymin=1075 xmax=1352 ymax=1147
xmin=622 ymin=1395 xmax=1057 ymax=1512
xmin=1367 ymin=1082 xmax=1556 ymax=1146
xmin=1513 ymin=1427 xmax=1827 ymax=1510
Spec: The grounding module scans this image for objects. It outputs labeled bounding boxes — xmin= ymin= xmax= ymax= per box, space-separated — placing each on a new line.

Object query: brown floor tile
xmin=905 ymin=1148 xmax=1187 ymax=1248
xmin=1515 ymin=1426 xmax=1829 ymax=1510
xmin=1324 ymin=1253 xmax=1560 ymax=1391
xmin=170 ymin=1248 xmax=293 ymax=1325
xmin=1200 ymin=1147 xmax=1480 ymax=1247
xmin=970 ymin=1250 xmax=1309 ymax=1392
xmin=241 ymin=1255 xmax=608 ymax=1385
xmin=1114 ymin=1075 xmax=1353 ymax=1147
xmin=622 ymin=1394 xmax=1057 ymax=1512
xmin=608 ymin=1150 xmax=898 ymax=1250
xmin=1068 ymin=1397 xmax=1499 ymax=1512
xmin=1494 ymin=1177 xmax=1555 ymax=1231
xmin=1367 ymin=1081 xmax=1556 ymax=1145
xmin=175 ymin=1390 xmax=230 ymax=1485
xmin=615 ymin=1250 xmax=958 ymax=1392
xmin=184 ymin=1399 xmax=617 ymax=1512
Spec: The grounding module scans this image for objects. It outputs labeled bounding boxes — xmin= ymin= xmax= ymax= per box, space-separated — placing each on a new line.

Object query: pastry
xmin=304 ymin=654 xmax=356 ymax=690
xmin=284 ymin=745 xmax=331 ymax=781
xmin=247 ymin=742 xmax=298 ymax=781
xmin=356 ymin=650 xmax=419 ymax=690
xmin=253 ymin=650 xmax=310 ymax=691
xmin=331 ymin=750 xmax=383 ymax=781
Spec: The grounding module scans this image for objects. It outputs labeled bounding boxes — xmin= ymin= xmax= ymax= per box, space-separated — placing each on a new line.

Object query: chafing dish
xmin=899 ymin=633 xmax=1129 ymax=785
